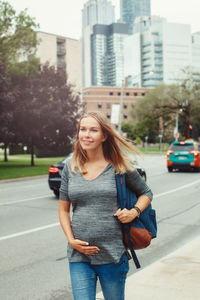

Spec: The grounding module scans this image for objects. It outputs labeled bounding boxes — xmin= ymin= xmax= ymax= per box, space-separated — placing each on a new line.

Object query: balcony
xmin=57 ymin=48 xmax=66 ymax=56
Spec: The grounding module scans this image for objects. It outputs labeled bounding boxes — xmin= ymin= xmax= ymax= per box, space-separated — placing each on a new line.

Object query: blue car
xmin=167 ymin=140 xmax=200 ymax=172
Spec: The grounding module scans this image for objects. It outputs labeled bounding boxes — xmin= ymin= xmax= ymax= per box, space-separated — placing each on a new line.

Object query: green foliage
xmin=9 ymin=56 xmax=40 ymax=83
xmin=133 ymin=118 xmax=159 ymax=143
xmin=0 ymin=0 xmax=38 ymax=67
xmin=121 ymin=122 xmax=135 ymax=139
xmin=131 ymin=80 xmax=200 ymax=141
xmin=133 ymin=136 xmax=142 ymax=145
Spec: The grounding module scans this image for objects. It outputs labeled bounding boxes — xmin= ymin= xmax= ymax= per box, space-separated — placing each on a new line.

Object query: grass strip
xmin=0 ymin=154 xmax=64 ymax=180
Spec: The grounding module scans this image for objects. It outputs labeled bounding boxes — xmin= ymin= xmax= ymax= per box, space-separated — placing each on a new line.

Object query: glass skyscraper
xmin=120 ymin=0 xmax=151 ymax=33
xmin=82 ymin=0 xmax=115 ymax=87
xmin=91 ymin=23 xmax=129 ymax=86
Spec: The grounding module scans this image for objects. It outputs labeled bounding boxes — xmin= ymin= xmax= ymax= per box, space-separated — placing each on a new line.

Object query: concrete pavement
xmin=96 ymin=236 xmax=200 ymax=300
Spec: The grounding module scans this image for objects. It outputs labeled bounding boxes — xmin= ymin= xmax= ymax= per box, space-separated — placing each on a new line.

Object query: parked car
xmin=166 ymin=139 xmax=200 ymax=172
xmin=48 ymin=153 xmax=147 ymax=197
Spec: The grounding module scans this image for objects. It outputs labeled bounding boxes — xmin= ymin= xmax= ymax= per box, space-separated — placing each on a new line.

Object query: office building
xmin=120 ymin=0 xmax=151 ymax=34
xmin=82 ymin=0 xmax=115 ymax=29
xmin=82 ymin=0 xmax=115 ymax=87
xmin=91 ymin=23 xmax=129 ymax=86
xmin=124 ymin=16 xmax=195 ymax=87
xmin=192 ymin=32 xmax=200 ymax=74
xmin=36 ymin=31 xmax=82 ymax=91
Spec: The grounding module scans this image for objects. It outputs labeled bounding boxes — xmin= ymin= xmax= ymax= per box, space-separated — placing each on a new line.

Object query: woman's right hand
xmin=69 ymin=239 xmax=100 ymax=255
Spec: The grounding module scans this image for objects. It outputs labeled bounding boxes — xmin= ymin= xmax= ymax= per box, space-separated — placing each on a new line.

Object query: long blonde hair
xmin=71 ymin=111 xmax=139 ymax=174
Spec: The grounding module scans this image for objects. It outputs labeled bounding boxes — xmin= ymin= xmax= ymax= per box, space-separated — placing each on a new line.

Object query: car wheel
xmin=168 ymin=167 xmax=173 ymax=172
xmin=53 ymin=190 xmax=59 ymax=198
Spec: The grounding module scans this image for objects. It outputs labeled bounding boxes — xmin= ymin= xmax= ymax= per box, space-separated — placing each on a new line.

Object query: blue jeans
xmin=69 ymin=253 xmax=129 ymax=300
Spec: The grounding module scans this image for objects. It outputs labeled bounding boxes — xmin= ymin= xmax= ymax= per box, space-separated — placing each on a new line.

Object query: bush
xmin=9 ymin=143 xmax=30 ymax=155
xmin=35 ymin=144 xmax=72 ymax=158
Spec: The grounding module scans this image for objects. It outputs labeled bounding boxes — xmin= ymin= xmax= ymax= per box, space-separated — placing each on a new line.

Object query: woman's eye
xmin=80 ymin=128 xmax=86 ymax=131
xmin=92 ymin=129 xmax=97 ymax=132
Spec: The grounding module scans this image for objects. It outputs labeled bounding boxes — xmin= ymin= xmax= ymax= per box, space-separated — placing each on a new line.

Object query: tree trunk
xmin=30 ymin=142 xmax=34 ymax=166
xmin=4 ymin=143 xmax=8 ymax=162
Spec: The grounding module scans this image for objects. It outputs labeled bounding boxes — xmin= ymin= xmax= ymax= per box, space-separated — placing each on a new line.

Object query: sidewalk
xmin=97 ymin=236 xmax=200 ymax=300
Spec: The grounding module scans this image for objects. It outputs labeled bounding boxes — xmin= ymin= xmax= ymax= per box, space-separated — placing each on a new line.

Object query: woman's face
xmin=78 ymin=116 xmax=106 ymax=151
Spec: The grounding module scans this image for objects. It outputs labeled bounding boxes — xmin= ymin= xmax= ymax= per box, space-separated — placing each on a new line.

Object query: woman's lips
xmin=82 ymin=140 xmax=93 ymax=145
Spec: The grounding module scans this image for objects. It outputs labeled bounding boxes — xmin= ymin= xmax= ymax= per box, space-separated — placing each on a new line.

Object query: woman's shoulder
xmin=62 ymin=158 xmax=72 ymax=175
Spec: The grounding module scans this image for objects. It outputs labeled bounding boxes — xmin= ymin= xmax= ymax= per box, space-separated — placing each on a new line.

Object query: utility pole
xmin=118 ymin=80 xmax=124 ymax=135
xmin=175 ymin=112 xmax=179 ymax=141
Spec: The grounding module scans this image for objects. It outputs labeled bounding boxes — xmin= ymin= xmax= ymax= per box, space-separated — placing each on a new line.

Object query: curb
xmin=0 ymin=174 xmax=48 ymax=184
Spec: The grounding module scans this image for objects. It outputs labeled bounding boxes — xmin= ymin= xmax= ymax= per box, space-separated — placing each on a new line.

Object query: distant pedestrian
xmin=59 ymin=111 xmax=153 ymax=300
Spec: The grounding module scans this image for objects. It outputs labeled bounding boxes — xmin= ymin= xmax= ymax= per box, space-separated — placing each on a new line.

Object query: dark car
xmin=166 ymin=139 xmax=200 ymax=172
xmin=48 ymin=153 xmax=147 ymax=197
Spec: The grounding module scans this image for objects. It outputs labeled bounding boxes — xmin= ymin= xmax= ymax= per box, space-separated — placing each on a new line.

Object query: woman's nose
xmin=84 ymin=130 xmax=90 ymax=137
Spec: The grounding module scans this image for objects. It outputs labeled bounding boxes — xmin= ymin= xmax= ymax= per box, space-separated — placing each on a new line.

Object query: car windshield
xmin=170 ymin=144 xmax=194 ymax=151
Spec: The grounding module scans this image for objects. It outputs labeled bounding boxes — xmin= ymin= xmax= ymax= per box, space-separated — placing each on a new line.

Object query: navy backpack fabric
xmin=116 ymin=173 xmax=157 ymax=268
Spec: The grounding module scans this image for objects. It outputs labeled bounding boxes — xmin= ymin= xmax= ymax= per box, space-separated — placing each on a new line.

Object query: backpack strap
xmin=126 ymin=228 xmax=141 ymax=269
xmin=116 ymin=173 xmax=141 ymax=269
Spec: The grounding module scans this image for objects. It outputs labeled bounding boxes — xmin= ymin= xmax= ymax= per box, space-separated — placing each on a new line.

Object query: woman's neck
xmin=85 ymin=148 xmax=105 ymax=163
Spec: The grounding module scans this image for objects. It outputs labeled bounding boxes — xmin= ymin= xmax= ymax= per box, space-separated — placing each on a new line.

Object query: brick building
xmin=82 ymin=86 xmax=149 ymax=123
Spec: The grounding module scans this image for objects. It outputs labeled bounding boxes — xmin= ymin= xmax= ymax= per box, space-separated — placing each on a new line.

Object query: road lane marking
xmin=1 ymin=178 xmax=200 ymax=242
xmin=0 ymin=181 xmax=48 ymax=191
xmin=0 ymin=223 xmax=60 ymax=241
xmin=0 ymin=194 xmax=52 ymax=206
xmin=154 ymin=178 xmax=200 ymax=198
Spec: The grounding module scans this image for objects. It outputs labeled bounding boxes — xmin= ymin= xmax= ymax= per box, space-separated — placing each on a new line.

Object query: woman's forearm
xmin=133 ymin=195 xmax=151 ymax=214
xmin=59 ymin=208 xmax=75 ymax=244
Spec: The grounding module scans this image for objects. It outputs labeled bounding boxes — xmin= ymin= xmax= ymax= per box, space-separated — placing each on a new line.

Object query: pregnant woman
xmin=59 ymin=111 xmax=153 ymax=300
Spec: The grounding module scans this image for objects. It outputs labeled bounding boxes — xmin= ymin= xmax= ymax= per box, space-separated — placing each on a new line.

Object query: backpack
xmin=115 ymin=173 xmax=157 ymax=269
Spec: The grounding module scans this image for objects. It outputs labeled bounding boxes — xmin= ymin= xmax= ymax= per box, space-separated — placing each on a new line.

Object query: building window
xmin=124 ymin=103 xmax=127 ymax=109
xmin=107 ymin=113 xmax=111 ymax=119
xmin=134 ymin=92 xmax=138 ymax=96
xmin=126 ymin=92 xmax=129 ymax=96
xmin=124 ymin=114 xmax=128 ymax=119
xmin=98 ymin=102 xmax=102 ymax=108
xmin=118 ymin=92 xmax=121 ymax=96
xmin=142 ymin=93 xmax=145 ymax=96
xmin=106 ymin=103 xmax=111 ymax=109
xmin=109 ymin=92 xmax=113 ymax=96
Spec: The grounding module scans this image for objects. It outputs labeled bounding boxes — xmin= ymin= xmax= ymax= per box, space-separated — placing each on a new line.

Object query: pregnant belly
xmin=71 ymin=215 xmax=122 ymax=246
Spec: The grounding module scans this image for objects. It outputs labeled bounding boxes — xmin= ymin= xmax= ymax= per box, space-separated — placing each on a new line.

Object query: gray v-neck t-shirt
xmin=59 ymin=159 xmax=153 ymax=265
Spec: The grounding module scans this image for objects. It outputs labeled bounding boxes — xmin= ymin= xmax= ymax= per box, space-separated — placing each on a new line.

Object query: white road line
xmin=1 ymin=179 xmax=200 ymax=242
xmin=0 ymin=194 xmax=52 ymax=206
xmin=154 ymin=178 xmax=200 ymax=198
xmin=0 ymin=223 xmax=60 ymax=241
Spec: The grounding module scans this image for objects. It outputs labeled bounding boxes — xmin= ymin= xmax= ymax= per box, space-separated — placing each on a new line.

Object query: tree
xmin=0 ymin=0 xmax=39 ymax=161
xmin=13 ymin=63 xmax=81 ymax=166
xmin=0 ymin=64 xmax=16 ymax=161
xmin=131 ymin=82 xmax=200 ymax=141
xmin=0 ymin=0 xmax=38 ymax=68
xmin=121 ymin=122 xmax=135 ymax=140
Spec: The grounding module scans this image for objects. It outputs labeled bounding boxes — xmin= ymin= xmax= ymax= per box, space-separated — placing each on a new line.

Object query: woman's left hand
xmin=114 ymin=208 xmax=138 ymax=223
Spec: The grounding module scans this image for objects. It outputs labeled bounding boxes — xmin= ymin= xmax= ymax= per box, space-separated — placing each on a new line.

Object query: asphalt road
xmin=0 ymin=154 xmax=200 ymax=300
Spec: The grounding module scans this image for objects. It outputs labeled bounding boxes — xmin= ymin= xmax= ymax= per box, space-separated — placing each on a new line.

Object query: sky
xmin=8 ymin=0 xmax=200 ymax=39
